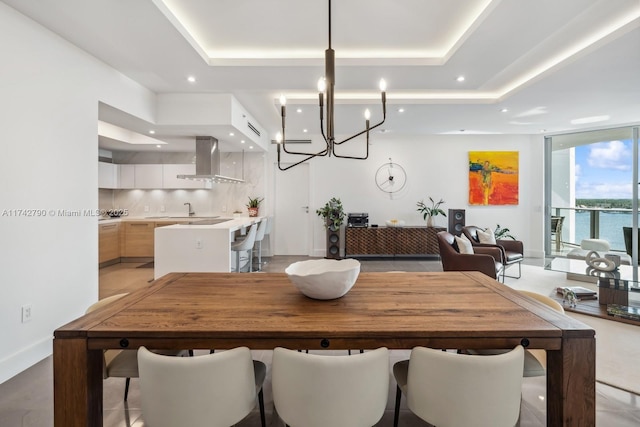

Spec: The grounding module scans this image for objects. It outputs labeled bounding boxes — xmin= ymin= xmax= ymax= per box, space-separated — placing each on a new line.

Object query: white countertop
xmin=98 ymin=215 xmax=256 ymax=225
xmin=160 ymin=216 xmax=263 ymax=232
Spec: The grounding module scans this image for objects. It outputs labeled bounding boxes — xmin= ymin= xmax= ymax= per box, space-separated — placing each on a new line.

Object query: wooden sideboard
xmin=345 ymin=226 xmax=445 ymax=257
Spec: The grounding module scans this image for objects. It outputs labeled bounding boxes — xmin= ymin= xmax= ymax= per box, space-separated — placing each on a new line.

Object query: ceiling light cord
xmin=276 ymin=0 xmax=387 ymax=171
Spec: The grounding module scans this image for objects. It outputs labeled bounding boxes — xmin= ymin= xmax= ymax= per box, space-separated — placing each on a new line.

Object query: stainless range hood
xmin=177 ymin=136 xmax=244 ymax=183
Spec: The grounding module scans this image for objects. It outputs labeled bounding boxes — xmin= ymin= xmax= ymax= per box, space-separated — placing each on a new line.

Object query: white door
xmin=274 ymin=163 xmax=310 ymax=255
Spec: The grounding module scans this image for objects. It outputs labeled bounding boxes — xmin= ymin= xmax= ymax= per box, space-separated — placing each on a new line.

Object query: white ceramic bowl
xmin=285 ymin=259 xmax=361 ymax=300
xmin=385 ymin=219 xmax=405 ymax=227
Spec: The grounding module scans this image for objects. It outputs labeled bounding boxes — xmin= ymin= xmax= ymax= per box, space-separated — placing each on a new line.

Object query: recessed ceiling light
xmin=187 ymin=76 xmax=196 ymax=83
xmin=303 ymin=129 xmax=308 ymax=133
xmin=398 ymin=108 xmax=405 ymax=113
xmin=241 ymin=140 xmax=245 ymax=144
xmin=149 ymin=130 xmax=156 ymax=134
xmin=540 ymin=129 xmax=547 ymax=133
xmin=249 ymin=146 xmax=254 ymax=149
xmin=500 ymin=108 xmax=508 ymax=113
xmin=296 ymin=108 xmax=303 ymax=113
xmin=456 ymin=76 xmax=465 ymax=82
xmin=156 ymin=144 xmax=161 ymax=148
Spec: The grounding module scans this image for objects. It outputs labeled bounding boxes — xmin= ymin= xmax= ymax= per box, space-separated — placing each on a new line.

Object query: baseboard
xmin=0 ymin=335 xmax=52 ymax=384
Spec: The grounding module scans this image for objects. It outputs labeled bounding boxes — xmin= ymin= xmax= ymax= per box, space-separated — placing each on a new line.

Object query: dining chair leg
xmin=124 ymin=377 xmax=131 ymax=401
xmin=258 ymin=388 xmax=266 ymax=427
xmin=393 ymin=384 xmax=402 ymax=427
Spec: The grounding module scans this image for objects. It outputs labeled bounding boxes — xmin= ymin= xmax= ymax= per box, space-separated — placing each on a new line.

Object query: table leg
xmin=547 ymin=336 xmax=596 ymax=426
xmin=53 ymin=338 xmax=103 ymax=427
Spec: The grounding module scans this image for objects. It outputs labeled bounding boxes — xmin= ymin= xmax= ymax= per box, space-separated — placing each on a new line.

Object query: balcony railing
xmin=551 ymin=206 xmax=637 ymax=252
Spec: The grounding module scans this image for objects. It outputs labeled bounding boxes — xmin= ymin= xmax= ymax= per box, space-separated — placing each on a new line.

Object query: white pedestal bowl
xmin=285 ymin=258 xmax=361 ymax=300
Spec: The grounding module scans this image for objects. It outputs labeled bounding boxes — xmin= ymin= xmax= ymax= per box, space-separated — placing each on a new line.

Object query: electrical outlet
xmin=160 ymin=205 xmax=165 ymax=212
xmin=222 ymin=205 xmax=227 ymax=212
xmin=196 ymin=239 xmax=202 ymax=249
xmin=21 ymin=304 xmax=32 ymax=323
xmin=144 ymin=205 xmax=150 ymax=213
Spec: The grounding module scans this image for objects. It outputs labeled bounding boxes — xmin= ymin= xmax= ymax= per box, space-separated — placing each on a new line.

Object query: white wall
xmin=0 ymin=3 xmax=157 ymax=383
xmin=270 ymin=133 xmax=545 ymax=259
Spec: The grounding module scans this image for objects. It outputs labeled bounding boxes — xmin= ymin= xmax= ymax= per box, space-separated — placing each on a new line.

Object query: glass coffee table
xmin=545 ymin=257 xmax=640 ymax=325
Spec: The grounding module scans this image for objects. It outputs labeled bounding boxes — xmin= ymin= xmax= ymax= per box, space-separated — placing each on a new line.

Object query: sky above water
xmin=575 ymin=139 xmax=634 ymax=199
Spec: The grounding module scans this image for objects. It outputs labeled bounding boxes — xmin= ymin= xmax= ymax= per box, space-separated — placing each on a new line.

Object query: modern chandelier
xmin=276 ymin=0 xmax=387 ymax=171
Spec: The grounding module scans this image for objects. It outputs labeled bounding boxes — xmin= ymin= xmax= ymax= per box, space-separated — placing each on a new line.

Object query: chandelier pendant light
xmin=276 ymin=0 xmax=387 ymax=171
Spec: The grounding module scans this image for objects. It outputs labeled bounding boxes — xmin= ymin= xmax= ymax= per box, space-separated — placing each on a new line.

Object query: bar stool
xmin=252 ymin=217 xmax=269 ymax=271
xmin=231 ymin=223 xmax=258 ymax=273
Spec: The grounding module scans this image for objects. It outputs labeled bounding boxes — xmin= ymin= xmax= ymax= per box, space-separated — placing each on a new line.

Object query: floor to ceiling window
xmin=546 ymin=126 xmax=639 ymax=265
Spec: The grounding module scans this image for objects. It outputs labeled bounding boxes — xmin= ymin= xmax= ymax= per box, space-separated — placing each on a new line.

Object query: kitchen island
xmin=154 ymin=216 xmax=263 ymax=278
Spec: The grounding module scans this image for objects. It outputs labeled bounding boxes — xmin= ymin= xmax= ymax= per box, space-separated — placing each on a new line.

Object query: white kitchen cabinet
xmin=119 ymin=164 xmax=135 ymax=189
xmin=134 ymin=164 xmax=163 ymax=189
xmin=162 ymin=164 xmax=205 ymax=189
xmin=98 ymin=162 xmax=118 ymax=189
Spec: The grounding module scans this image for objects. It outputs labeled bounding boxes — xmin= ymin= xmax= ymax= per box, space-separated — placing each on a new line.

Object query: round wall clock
xmin=375 ymin=159 xmax=407 ymax=193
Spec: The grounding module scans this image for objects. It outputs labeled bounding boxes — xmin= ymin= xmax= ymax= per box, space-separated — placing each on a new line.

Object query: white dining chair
xmin=272 ymin=347 xmax=390 ymax=427
xmin=137 ymin=346 xmax=266 ymax=427
xmin=252 ymin=217 xmax=269 ymax=271
xmin=85 ymin=293 xmax=189 ymax=401
xmin=466 ymin=290 xmax=565 ymax=377
xmin=393 ymin=345 xmax=524 ymax=427
xmin=231 ymin=222 xmax=258 ymax=272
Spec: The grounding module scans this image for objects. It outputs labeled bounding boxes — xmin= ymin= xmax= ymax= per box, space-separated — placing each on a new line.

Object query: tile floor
xmin=2 ymin=256 xmax=640 ymax=426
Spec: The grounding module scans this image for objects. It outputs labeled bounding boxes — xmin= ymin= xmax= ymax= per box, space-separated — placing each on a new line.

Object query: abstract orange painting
xmin=468 ymin=151 xmax=519 ymax=205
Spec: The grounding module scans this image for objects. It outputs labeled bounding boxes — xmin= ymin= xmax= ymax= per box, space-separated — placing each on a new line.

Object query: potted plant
xmin=246 ymin=196 xmax=263 ymax=217
xmin=316 ymin=197 xmax=345 ymax=231
xmin=494 ymin=224 xmax=516 ymax=240
xmin=316 ymin=198 xmax=345 ymax=259
xmin=416 ymin=197 xmax=446 ymax=227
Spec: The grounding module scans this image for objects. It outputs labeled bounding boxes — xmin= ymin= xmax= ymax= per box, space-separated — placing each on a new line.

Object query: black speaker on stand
xmin=326 ymin=228 xmax=341 ymax=259
xmin=448 ymin=209 xmax=465 ymax=236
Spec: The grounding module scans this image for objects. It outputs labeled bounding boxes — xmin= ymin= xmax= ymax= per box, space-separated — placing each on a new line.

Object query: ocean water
xmin=573 ymin=211 xmax=637 ymax=251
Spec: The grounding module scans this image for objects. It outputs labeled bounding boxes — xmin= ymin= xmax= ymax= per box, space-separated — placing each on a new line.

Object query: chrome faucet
xmin=184 ymin=202 xmax=195 ymax=216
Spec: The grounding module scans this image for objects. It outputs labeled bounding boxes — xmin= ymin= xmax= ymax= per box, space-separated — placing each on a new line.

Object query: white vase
xmin=427 ymin=216 xmax=434 ymax=227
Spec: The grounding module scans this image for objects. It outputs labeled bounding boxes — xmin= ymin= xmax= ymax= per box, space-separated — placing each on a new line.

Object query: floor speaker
xmin=326 ymin=229 xmax=340 ymax=259
xmin=448 ymin=209 xmax=465 ymax=236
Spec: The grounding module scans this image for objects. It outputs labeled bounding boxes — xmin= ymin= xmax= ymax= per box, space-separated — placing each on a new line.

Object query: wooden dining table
xmin=53 ymin=271 xmax=595 ymax=426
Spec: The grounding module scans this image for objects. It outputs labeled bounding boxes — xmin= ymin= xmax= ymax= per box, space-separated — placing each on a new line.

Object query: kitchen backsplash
xmin=99 ymin=152 xmax=266 ymax=218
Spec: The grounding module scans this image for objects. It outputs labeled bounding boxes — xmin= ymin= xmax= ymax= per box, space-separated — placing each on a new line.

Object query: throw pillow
xmin=455 ymin=235 xmax=474 ymax=254
xmin=477 ymin=228 xmax=496 ymax=244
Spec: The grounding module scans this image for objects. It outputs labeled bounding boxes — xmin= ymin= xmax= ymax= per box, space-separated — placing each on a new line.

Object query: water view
xmin=574 ymin=210 xmax=635 ymax=252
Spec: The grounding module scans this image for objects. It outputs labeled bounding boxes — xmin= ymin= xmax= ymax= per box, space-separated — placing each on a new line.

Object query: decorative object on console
xmin=285 ymin=258 xmax=361 ymax=300
xmin=317 ymin=197 xmax=345 ymax=259
xmin=584 ymin=250 xmax=617 ymax=272
xmin=275 ymin=0 xmax=387 ymax=171
xmin=468 ymin=151 xmax=519 ymax=206
xmin=416 ymin=197 xmax=446 ymax=227
xmin=555 ymin=286 xmax=597 ymax=300
xmin=246 ymin=197 xmax=263 ymax=217
xmin=561 ymin=287 xmax=578 ymax=308
xmin=607 ymin=304 xmax=640 ymax=321
xmin=385 ymin=219 xmax=405 ymax=228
